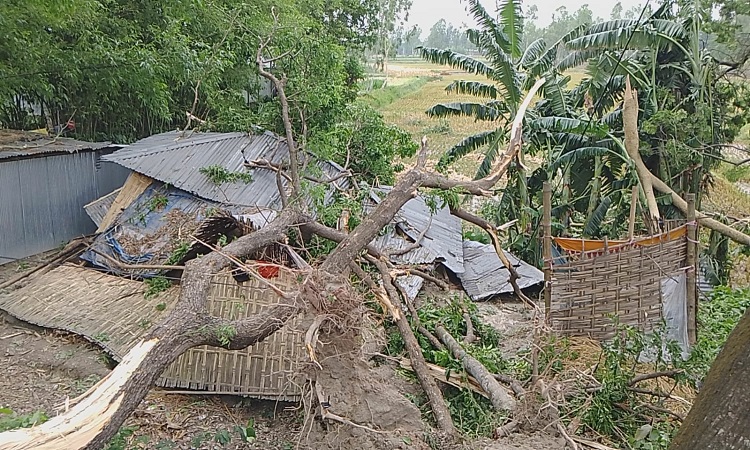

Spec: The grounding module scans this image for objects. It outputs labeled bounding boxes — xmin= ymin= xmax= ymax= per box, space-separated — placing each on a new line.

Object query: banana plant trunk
xmin=561 ymin=164 xmax=572 ymax=235
xmin=585 ymin=155 xmax=603 ymax=235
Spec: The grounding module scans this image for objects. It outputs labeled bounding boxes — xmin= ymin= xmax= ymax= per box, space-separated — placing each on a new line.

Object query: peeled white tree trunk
xmin=623 ymin=76 xmax=661 ymax=227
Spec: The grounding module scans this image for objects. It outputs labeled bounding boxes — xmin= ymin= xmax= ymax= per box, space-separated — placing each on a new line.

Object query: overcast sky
xmin=407 ymin=0 xmax=646 ymax=35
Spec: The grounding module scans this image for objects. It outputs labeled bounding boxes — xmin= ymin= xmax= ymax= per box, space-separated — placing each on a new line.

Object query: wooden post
xmin=543 ymin=182 xmax=552 ymax=320
xmin=628 ymin=185 xmax=638 ymax=240
xmin=686 ymin=194 xmax=698 ymax=346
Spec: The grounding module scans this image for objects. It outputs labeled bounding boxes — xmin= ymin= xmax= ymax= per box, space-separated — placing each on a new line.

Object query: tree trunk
xmin=670 ymin=307 xmax=750 ymax=449
xmin=435 ymin=326 xmax=515 ymax=411
xmin=649 ymin=174 xmax=750 ymax=246
xmin=624 ymin=76 xmax=661 ymax=225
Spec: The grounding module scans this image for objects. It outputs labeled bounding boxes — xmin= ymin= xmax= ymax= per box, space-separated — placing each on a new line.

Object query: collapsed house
xmin=0 ymin=129 xmax=543 ymax=401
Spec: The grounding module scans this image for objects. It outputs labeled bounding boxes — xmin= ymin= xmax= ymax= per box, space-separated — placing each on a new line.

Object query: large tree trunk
xmin=670 ymin=307 xmax=750 ymax=449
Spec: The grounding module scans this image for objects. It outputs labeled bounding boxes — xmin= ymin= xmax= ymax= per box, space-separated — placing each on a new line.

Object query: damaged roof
xmin=368 ymin=188 xmax=464 ymax=275
xmin=459 ymin=240 xmax=544 ymax=301
xmin=0 ymin=129 xmax=111 ymax=160
xmin=102 ymin=131 xmax=346 ymax=207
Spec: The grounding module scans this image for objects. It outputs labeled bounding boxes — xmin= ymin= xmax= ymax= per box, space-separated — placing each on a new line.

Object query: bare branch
xmin=451 ymin=206 xmax=538 ymax=310
xmin=628 ymin=370 xmax=683 ymax=386
xmin=462 ymin=310 xmax=476 ymax=345
xmin=256 ymin=13 xmax=302 ymax=200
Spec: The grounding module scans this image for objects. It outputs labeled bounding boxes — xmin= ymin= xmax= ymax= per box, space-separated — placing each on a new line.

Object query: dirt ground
xmin=0 ymin=255 xmax=565 ymax=450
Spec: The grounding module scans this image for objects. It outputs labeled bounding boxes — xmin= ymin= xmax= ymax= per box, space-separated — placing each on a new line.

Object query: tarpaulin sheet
xmin=554 ymin=226 xmax=687 ymax=253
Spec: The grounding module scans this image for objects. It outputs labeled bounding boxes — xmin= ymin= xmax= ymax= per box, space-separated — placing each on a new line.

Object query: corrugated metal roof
xmin=459 ymin=240 xmax=544 ymax=301
xmin=370 ymin=225 xmax=438 ymax=266
xmin=103 ymin=130 xmax=348 ymax=208
xmin=103 ymin=131 xmax=286 ymax=207
xmin=369 ymin=188 xmax=464 ymax=275
xmin=395 ymin=275 xmax=424 ymax=301
xmin=84 ymin=189 xmax=121 ymax=227
xmin=0 ymin=130 xmax=111 ymax=160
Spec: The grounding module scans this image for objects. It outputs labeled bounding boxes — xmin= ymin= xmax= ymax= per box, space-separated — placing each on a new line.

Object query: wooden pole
xmin=543 ymin=182 xmax=552 ymax=320
xmin=628 ymin=185 xmax=638 ymax=240
xmin=686 ymin=194 xmax=698 ymax=346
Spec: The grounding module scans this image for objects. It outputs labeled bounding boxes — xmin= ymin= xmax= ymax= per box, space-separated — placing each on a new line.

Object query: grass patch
xmin=703 ymin=175 xmax=750 ymax=218
xmin=359 ymin=77 xmax=433 ymax=109
xmin=717 ymin=161 xmax=750 ymax=182
xmin=372 ymin=61 xmax=589 ymax=178
xmin=684 ymin=287 xmax=750 ymax=377
xmin=0 ymin=408 xmax=48 ymax=432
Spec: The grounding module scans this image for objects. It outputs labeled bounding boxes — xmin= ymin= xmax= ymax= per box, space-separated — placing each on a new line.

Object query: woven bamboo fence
xmin=0 ymin=264 xmax=307 ymax=401
xmin=548 ymin=234 xmax=688 ymax=340
xmin=158 ymin=270 xmax=307 ymax=401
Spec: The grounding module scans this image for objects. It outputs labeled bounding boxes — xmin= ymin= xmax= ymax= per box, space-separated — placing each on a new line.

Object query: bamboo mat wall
xmin=0 ymin=264 xmax=306 ymax=401
xmin=549 ymin=238 xmax=687 ymax=340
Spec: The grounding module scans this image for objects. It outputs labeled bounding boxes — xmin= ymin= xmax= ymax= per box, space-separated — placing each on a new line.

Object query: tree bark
xmin=624 ymin=76 xmax=661 ymax=225
xmin=649 ymin=174 xmax=750 ymax=246
xmin=670 ymin=307 xmax=750 ymax=450
xmin=435 ymin=326 xmax=515 ymax=411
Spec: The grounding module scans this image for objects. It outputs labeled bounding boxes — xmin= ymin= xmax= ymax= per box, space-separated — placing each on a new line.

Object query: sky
xmin=406 ymin=0 xmax=646 ymax=35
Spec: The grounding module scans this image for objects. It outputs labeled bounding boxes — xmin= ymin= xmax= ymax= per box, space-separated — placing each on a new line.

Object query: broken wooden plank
xmin=96 ymin=172 xmax=152 ymax=233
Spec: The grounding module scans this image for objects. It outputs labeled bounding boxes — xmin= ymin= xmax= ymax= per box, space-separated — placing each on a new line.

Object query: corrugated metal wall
xmin=0 ymin=150 xmax=130 ymax=264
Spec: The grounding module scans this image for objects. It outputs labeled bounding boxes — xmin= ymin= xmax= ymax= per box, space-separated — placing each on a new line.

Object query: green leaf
xmin=520 ymin=38 xmax=547 ymax=70
xmin=465 ymin=0 xmax=512 ymax=53
xmin=548 ymin=146 xmax=616 ymax=173
xmin=426 ymin=102 xmax=509 ymax=122
xmin=437 ymin=130 xmax=504 ymax=171
xmin=584 ymin=195 xmax=612 ymax=235
xmin=497 ymin=0 xmax=523 ymax=58
xmin=417 ymin=47 xmax=495 ymax=78
xmin=470 ymin=32 xmax=521 ymax=108
xmin=445 ymin=80 xmax=498 ymax=99
xmin=540 ymin=75 xmax=569 ymax=116
xmin=476 ymin=135 xmax=505 ymax=179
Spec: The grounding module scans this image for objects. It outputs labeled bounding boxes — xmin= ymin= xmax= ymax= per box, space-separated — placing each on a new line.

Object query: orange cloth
xmin=553 ymin=226 xmax=687 ymax=253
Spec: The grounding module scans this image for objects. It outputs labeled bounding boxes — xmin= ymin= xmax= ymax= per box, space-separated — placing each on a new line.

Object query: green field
xmin=365 ymin=58 xmax=587 ymax=178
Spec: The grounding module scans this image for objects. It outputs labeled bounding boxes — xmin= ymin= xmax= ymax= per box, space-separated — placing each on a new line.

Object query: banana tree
xmin=559 ymin=0 xmax=740 ymax=215
xmin=417 ymin=0 xmax=592 ymax=238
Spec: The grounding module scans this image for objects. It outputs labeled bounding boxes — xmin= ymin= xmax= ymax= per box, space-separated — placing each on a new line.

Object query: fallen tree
xmin=622 ymin=77 xmax=750 ymax=247
xmin=0 ymin=24 xmax=546 ymax=445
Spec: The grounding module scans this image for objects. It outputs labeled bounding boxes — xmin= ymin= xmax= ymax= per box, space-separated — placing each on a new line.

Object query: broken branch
xmin=354 ymin=260 xmax=457 ymax=436
xmin=624 ymin=76 xmax=660 ymax=228
xmin=462 ymin=309 xmax=476 ymax=345
xmin=451 ymin=206 xmax=537 ymax=309
xmin=435 ymin=325 xmax=515 ymax=411
xmin=628 ymin=370 xmax=683 ymax=386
